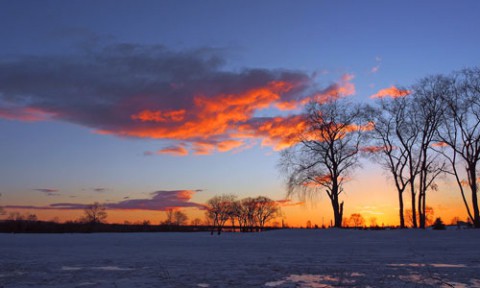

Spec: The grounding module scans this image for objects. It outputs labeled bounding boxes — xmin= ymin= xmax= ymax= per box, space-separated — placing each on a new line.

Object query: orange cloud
xmin=217 ymin=139 xmax=244 ymax=152
xmin=131 ymin=109 xmax=186 ymax=122
xmin=236 ymin=115 xmax=307 ymax=151
xmin=360 ymin=145 xmax=385 ymax=153
xmin=431 ymin=141 xmax=449 ymax=148
xmin=192 ymin=142 xmax=216 ymax=155
xmin=0 ymin=107 xmax=54 ymax=122
xmin=276 ymin=199 xmax=305 ymax=207
xmin=0 ymin=45 xmax=363 ymax=156
xmin=370 ymin=86 xmax=411 ymax=99
xmin=157 ymin=145 xmax=189 ymax=156
xmin=122 ymin=80 xmax=300 ymax=143
xmin=312 ymin=73 xmax=356 ymax=103
xmin=302 ymin=174 xmax=351 ymax=188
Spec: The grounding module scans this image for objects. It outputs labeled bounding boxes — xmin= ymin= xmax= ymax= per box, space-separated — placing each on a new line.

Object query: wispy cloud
xmin=156 ymin=145 xmax=189 ymax=156
xmin=357 ymin=205 xmax=385 ymax=215
xmin=360 ymin=145 xmax=384 ymax=154
xmin=370 ymin=86 xmax=410 ymax=99
xmin=0 ymin=43 xmax=356 ymax=155
xmin=276 ymin=199 xmax=305 ymax=207
xmin=33 ymin=188 xmax=59 ymax=196
xmin=370 ymin=56 xmax=382 ymax=74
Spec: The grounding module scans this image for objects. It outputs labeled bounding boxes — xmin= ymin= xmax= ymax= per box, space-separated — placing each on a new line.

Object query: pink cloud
xmin=157 ymin=145 xmax=189 ymax=156
xmin=370 ymin=86 xmax=411 ymax=99
xmin=0 ymin=107 xmax=54 ymax=122
xmin=276 ymin=199 xmax=305 ymax=207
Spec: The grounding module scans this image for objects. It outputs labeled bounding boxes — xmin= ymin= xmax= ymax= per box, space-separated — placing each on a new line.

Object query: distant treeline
xmin=0 ymin=220 xmax=207 ymax=233
xmin=0 ymin=220 xmax=282 ymax=234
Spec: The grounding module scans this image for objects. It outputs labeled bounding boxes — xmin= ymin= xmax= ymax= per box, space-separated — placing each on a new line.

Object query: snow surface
xmin=0 ymin=229 xmax=479 ymax=287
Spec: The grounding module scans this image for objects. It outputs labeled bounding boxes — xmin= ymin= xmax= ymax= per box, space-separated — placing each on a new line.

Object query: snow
xmin=0 ymin=229 xmax=479 ymax=287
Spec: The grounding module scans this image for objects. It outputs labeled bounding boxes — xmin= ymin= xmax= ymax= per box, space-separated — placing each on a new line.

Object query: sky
xmin=0 ymin=0 xmax=479 ymax=226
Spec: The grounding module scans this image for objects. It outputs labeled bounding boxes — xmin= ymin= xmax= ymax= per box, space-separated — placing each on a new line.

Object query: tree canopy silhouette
xmin=280 ymin=97 xmax=369 ymax=228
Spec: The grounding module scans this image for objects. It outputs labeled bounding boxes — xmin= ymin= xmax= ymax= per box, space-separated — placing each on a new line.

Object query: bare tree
xmin=173 ymin=210 xmax=188 ymax=226
xmin=7 ymin=212 xmax=24 ymax=221
xmin=412 ymin=77 xmax=447 ymax=228
xmin=206 ymin=194 xmax=236 ymax=235
xmin=228 ymin=200 xmax=241 ymax=232
xmin=163 ymin=208 xmax=174 ymax=225
xmin=26 ymin=214 xmax=38 ymax=222
xmin=371 ymin=78 xmax=446 ymax=229
xmin=370 ymin=96 xmax=419 ymax=228
xmin=349 ymin=213 xmax=365 ymax=228
xmin=253 ymin=196 xmax=280 ymax=231
xmin=280 ymin=98 xmax=369 ymax=228
xmin=82 ymin=202 xmax=108 ymax=224
xmin=236 ymin=197 xmax=257 ymax=232
xmin=191 ymin=218 xmax=202 ymax=226
xmin=436 ymin=68 xmax=480 ymax=228
xmin=406 ymin=206 xmax=434 ymax=227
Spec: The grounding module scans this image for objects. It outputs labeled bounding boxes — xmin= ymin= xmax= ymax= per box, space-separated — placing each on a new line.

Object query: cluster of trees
xmin=161 ymin=209 xmax=189 ymax=226
xmin=282 ymin=67 xmax=480 ymax=229
xmin=205 ymin=195 xmax=280 ymax=235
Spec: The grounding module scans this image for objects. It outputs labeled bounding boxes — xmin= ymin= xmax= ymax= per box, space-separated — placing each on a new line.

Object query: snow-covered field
xmin=0 ymin=229 xmax=479 ymax=287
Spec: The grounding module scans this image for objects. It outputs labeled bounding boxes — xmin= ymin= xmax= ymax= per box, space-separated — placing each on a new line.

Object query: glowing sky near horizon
xmin=0 ymin=0 xmax=479 ymax=226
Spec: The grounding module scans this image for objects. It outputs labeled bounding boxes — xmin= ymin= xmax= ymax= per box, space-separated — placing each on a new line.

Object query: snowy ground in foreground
xmin=0 ymin=229 xmax=479 ymax=288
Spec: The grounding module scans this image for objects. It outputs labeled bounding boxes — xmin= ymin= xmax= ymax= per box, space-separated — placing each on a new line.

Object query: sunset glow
xmin=1 ymin=1 xmax=479 ymax=228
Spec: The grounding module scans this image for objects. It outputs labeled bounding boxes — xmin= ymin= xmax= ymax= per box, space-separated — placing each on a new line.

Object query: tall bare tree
xmin=280 ymin=98 xmax=369 ymax=228
xmin=412 ymin=76 xmax=447 ymax=228
xmin=163 ymin=208 xmax=175 ymax=225
xmin=371 ymin=96 xmax=419 ymax=228
xmin=436 ymin=68 xmax=480 ymax=228
xmin=236 ymin=197 xmax=256 ymax=232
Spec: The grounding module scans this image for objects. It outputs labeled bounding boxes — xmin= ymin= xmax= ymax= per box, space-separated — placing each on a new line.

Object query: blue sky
xmin=0 ymin=0 xmax=479 ymax=225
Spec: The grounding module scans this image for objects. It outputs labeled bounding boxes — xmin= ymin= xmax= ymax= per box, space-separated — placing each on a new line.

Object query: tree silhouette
xmin=411 ymin=77 xmax=447 ymax=228
xmin=435 ymin=68 xmax=480 ymax=228
xmin=191 ymin=218 xmax=202 ymax=226
xmin=206 ymin=194 xmax=236 ymax=235
xmin=280 ymin=97 xmax=369 ymax=228
xmin=371 ymin=96 xmax=418 ymax=228
xmin=253 ymin=196 xmax=280 ymax=231
xmin=349 ymin=213 xmax=365 ymax=228
xmin=82 ymin=202 xmax=107 ymax=224
xmin=405 ymin=206 xmax=434 ymax=227
xmin=173 ymin=210 xmax=188 ymax=226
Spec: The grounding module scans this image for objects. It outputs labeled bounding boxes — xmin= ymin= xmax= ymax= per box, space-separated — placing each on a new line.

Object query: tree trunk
xmin=330 ymin=197 xmax=343 ymax=228
xmin=398 ymin=191 xmax=405 ymax=228
xmin=418 ymin=192 xmax=425 ymax=229
xmin=410 ymin=181 xmax=417 ymax=228
xmin=468 ymin=164 xmax=480 ymax=228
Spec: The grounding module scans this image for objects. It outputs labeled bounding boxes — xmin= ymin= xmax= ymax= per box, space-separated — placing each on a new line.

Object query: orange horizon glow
xmin=4 ymin=202 xmax=469 ymax=228
xmin=4 ymin=183 xmax=470 ymax=228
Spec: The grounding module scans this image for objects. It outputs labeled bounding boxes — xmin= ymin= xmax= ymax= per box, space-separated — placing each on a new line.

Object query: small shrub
xmin=432 ymin=218 xmax=446 ymax=230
